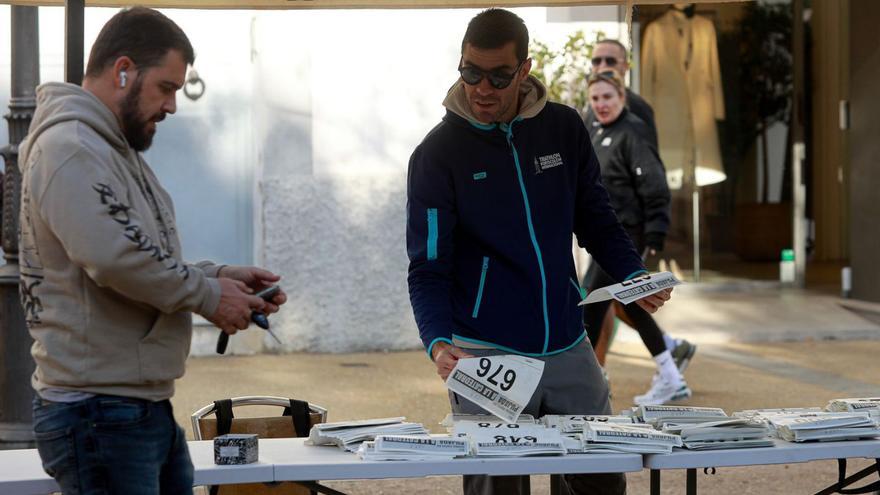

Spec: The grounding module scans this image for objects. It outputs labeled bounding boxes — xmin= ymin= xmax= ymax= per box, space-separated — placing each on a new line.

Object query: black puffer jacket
xmin=589 ymin=108 xmax=670 ymax=245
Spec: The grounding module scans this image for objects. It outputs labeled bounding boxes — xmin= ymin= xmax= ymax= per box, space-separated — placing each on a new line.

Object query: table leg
xmin=294 ymin=481 xmax=349 ymax=495
xmin=550 ymin=474 xmax=563 ymax=495
xmin=686 ymin=468 xmax=697 ymax=495
xmin=812 ymin=458 xmax=880 ymax=495
xmin=650 ymin=469 xmax=660 ymax=495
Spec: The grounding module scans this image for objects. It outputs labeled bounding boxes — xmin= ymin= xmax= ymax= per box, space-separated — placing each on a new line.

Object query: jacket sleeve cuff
xmin=426 ymin=337 xmax=454 ymax=361
xmin=194 ymin=261 xmax=225 ymax=278
xmin=624 ymin=269 xmax=649 ymax=281
xmin=197 ymin=277 xmax=222 ymax=317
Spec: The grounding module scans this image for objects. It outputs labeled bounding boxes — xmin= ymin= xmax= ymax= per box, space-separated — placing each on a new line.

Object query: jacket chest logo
xmin=533 ymin=152 xmax=563 ymax=175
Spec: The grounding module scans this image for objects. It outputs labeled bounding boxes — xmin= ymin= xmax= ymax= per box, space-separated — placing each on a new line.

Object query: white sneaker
xmin=634 ymin=376 xmax=692 ymax=406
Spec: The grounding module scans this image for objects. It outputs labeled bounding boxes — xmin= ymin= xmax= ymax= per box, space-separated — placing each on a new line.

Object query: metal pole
xmin=686 ymin=468 xmax=698 ymax=495
xmin=0 ymin=5 xmax=40 ymax=450
xmin=793 ymin=143 xmax=807 ymax=288
xmin=791 ymin=0 xmax=807 ymax=288
xmin=650 ymin=469 xmax=661 ymax=495
xmin=693 ymin=188 xmax=701 ymax=282
xmin=65 ymin=0 xmax=85 ymax=85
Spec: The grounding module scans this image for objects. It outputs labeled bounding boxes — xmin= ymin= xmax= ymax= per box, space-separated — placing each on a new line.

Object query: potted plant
xmin=530 ymin=30 xmax=600 ymax=114
xmin=732 ymin=2 xmax=794 ymax=261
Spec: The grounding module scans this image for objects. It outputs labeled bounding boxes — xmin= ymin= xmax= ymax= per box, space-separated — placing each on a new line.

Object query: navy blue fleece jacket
xmin=406 ymin=76 xmax=645 ymax=358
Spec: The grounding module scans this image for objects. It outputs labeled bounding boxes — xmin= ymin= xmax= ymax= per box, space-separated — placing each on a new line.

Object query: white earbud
xmin=119 ymin=71 xmax=128 ymax=88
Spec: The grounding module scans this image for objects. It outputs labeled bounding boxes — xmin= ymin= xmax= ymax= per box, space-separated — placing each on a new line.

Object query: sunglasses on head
xmin=587 ymin=70 xmax=625 ymax=92
xmin=591 ymin=56 xmax=619 ymax=67
xmin=588 ymin=70 xmax=618 ymax=81
xmin=458 ymin=58 xmax=527 ymax=90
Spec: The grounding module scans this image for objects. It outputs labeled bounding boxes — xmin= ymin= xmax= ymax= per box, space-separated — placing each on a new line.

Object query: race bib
xmin=578 ymin=271 xmax=681 ymax=306
xmin=446 ymin=355 xmax=544 ymax=423
xmin=452 ymin=422 xmax=566 ymax=456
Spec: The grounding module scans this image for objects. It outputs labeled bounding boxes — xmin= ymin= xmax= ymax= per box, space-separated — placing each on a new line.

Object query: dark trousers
xmin=33 ymin=394 xmax=193 ymax=495
xmin=449 ymin=341 xmax=627 ymax=495
xmin=582 ymin=228 xmax=667 ymax=357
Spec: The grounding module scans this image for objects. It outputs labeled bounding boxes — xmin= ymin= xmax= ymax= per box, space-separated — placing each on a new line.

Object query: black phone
xmin=255 ymin=285 xmax=281 ymax=301
xmin=217 ymin=285 xmax=283 ymax=354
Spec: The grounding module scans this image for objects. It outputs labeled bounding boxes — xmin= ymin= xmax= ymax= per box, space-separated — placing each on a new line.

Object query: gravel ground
xmin=175 ymin=339 xmax=880 ymax=494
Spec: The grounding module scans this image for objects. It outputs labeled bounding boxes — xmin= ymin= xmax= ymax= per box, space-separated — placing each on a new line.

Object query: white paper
xmin=374 ymin=435 xmax=470 ymax=457
xmin=219 ymin=446 xmax=240 ymax=457
xmin=582 ymin=423 xmax=683 ymax=448
xmin=446 ymin=355 xmax=545 ymax=423
xmin=307 ymin=418 xmax=428 ymax=451
xmin=579 ymin=271 xmax=682 ymax=306
xmin=440 ymin=413 xmax=536 ymax=428
xmin=455 ymin=424 xmax=566 ymax=457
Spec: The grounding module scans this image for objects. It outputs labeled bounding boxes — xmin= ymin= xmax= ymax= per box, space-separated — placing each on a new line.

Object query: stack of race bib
xmin=634 ymin=405 xmax=729 ymax=429
xmin=662 ymin=418 xmax=773 ymax=450
xmin=307 ymin=417 xmax=429 ymax=452
xmin=357 ymin=435 xmax=470 ymax=461
xmin=440 ymin=413 xmax=537 ymax=428
xmin=580 ymin=422 xmax=682 ymax=454
xmin=541 ymin=414 xmax=638 ymax=433
xmin=541 ymin=415 xmax=654 ymax=454
xmin=826 ymin=398 xmax=880 ymax=414
xmin=733 ymin=407 xmax=823 ymax=421
xmin=767 ymin=412 xmax=880 ymax=442
xmin=452 ymin=420 xmax=566 ymax=457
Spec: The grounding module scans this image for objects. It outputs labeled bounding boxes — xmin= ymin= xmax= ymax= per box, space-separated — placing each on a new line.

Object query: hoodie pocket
xmin=138 ymin=312 xmax=191 ymax=382
xmin=472 ymin=257 xmax=490 ymax=318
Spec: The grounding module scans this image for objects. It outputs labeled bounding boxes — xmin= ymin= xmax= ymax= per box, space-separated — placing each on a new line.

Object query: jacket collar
xmin=442 ymin=75 xmax=548 ymax=129
xmin=596 ymin=107 xmax=629 ymax=131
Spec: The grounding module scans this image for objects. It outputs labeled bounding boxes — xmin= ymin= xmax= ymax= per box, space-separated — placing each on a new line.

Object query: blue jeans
xmin=32 ymin=395 xmax=193 ymax=495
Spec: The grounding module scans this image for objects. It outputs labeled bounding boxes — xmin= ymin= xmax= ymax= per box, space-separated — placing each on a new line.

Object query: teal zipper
xmin=504 ymin=118 xmax=551 ymax=354
xmin=472 ymin=257 xmax=490 ymax=318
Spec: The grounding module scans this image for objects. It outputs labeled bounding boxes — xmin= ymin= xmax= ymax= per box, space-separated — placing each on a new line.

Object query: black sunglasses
xmin=458 ymin=59 xmax=527 ymax=90
xmin=591 ymin=56 xmax=619 ymax=67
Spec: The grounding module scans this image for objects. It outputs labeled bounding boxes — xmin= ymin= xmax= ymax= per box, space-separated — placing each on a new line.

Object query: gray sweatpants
xmin=448 ymin=340 xmax=626 ymax=495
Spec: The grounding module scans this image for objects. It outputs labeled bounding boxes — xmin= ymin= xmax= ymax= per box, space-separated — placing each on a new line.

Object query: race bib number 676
xmin=446 ymin=355 xmax=545 ymax=423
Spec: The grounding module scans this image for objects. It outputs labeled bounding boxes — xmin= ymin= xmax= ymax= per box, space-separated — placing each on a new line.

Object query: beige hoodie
xmin=18 ymin=82 xmax=221 ymax=401
xmin=442 ymin=74 xmax=548 ymax=123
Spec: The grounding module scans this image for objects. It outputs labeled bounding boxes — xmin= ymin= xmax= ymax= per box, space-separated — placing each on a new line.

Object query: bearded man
xmin=18 ymin=7 xmax=286 ymax=494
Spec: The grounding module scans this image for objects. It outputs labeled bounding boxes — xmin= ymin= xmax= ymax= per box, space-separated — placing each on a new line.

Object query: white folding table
xmin=0 ymin=438 xmax=642 ymax=495
xmin=643 ymin=439 xmax=880 ymax=495
xmin=0 ymin=442 xmax=274 ymax=495
xmin=260 ymin=437 xmax=643 ymax=494
xmin=0 ymin=448 xmax=59 ymax=495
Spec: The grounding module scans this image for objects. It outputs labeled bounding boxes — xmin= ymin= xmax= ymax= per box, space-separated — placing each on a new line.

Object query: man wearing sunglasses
xmin=585 ymin=39 xmax=658 ymax=149
xmin=406 ymin=8 xmax=673 ymax=495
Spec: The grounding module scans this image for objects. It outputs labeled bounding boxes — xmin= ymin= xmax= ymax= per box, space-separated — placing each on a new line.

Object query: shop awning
xmin=0 ymin=0 xmax=749 ymax=8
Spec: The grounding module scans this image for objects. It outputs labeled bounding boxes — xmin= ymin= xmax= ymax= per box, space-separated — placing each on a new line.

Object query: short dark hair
xmin=85 ymin=7 xmax=195 ymax=78
xmin=595 ymin=39 xmax=628 ymax=61
xmin=461 ymin=8 xmax=529 ymax=63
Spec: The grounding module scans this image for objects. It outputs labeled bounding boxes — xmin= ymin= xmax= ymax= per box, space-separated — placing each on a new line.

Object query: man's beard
xmin=119 ymin=76 xmax=163 ymax=151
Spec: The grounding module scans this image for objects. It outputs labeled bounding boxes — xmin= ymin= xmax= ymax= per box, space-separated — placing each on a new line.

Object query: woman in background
xmin=584 ymin=71 xmax=690 ymax=406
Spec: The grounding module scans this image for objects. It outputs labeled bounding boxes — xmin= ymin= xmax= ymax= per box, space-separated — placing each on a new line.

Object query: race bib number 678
xmin=446 ymin=355 xmax=545 ymax=423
